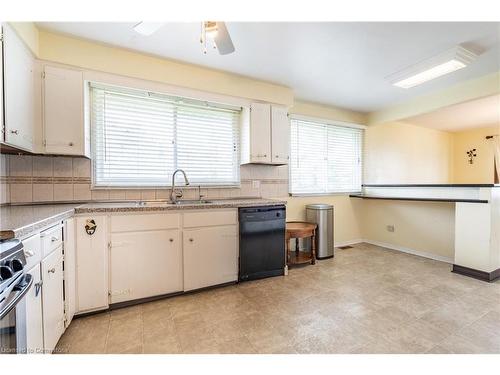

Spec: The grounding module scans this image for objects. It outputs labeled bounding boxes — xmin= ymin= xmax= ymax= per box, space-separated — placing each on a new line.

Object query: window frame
xmin=89 ymin=82 xmax=242 ymax=189
xmin=288 ymin=115 xmax=365 ymax=196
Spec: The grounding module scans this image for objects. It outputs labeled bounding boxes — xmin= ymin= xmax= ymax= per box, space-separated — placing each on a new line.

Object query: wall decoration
xmin=466 ymin=148 xmax=477 ymax=164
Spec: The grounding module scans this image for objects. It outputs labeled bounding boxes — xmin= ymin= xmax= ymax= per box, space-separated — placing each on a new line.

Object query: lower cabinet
xmin=110 ymin=229 xmax=183 ymax=304
xmin=183 ymin=225 xmax=238 ymax=291
xmin=41 ymin=246 xmax=65 ymax=353
xmin=63 ymin=218 xmax=76 ymax=327
xmin=75 ymin=216 xmax=108 ymax=313
xmin=24 ymin=264 xmax=44 ymax=354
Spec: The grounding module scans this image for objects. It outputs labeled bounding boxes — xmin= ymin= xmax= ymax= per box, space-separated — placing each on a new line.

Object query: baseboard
xmin=452 ymin=264 xmax=500 ymax=282
xmin=334 ymin=239 xmax=363 ymax=248
xmin=360 ymin=239 xmax=454 ymax=264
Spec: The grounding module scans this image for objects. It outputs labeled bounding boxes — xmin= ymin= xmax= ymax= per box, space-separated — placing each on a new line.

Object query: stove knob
xmin=8 ymin=259 xmax=23 ymax=272
xmin=0 ymin=266 xmax=14 ymax=280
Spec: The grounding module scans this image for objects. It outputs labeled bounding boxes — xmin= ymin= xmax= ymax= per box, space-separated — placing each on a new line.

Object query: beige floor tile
xmin=56 ymin=244 xmax=500 ymax=354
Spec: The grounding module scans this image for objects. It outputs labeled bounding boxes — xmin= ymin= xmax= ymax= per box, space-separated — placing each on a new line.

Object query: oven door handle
xmin=0 ymin=274 xmax=33 ymax=320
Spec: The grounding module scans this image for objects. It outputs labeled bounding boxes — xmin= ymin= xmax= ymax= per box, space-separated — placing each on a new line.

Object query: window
xmin=289 ymin=117 xmax=363 ymax=195
xmin=91 ymin=83 xmax=241 ymax=187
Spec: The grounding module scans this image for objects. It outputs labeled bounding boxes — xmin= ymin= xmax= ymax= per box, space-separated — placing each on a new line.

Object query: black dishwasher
xmin=239 ymin=205 xmax=286 ymax=281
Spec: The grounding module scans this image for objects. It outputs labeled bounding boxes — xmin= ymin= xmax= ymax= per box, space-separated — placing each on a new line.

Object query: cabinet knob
xmin=189 ymin=238 xmax=194 ymax=242
xmin=48 ymin=268 xmax=56 ymax=274
xmin=68 ymin=142 xmax=74 ymax=146
xmin=275 ymin=155 xmax=279 ymax=158
xmin=10 ymin=130 xmax=19 ymax=135
xmin=169 ymin=238 xmax=174 ymax=242
xmin=51 ymin=236 xmax=59 ymax=242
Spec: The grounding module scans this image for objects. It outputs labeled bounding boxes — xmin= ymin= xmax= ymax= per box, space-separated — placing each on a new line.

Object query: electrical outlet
xmin=386 ymin=225 xmax=395 ymax=232
xmin=252 ymin=180 xmax=260 ymax=189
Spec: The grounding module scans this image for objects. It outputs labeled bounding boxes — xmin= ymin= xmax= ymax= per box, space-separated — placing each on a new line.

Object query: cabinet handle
xmin=10 ymin=130 xmax=19 ymax=135
xmin=48 ymin=268 xmax=56 ymax=274
xmin=24 ymin=249 xmax=35 ymax=257
xmin=35 ymin=281 xmax=43 ymax=297
xmin=51 ymin=236 xmax=59 ymax=242
xmin=169 ymin=238 xmax=174 ymax=242
xmin=256 ymin=154 xmax=267 ymax=158
xmin=189 ymin=238 xmax=194 ymax=242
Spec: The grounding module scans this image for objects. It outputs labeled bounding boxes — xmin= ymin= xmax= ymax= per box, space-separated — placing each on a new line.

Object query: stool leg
xmin=286 ymin=236 xmax=290 ymax=265
xmin=295 ymin=237 xmax=299 ymax=258
xmin=311 ymin=231 xmax=316 ymax=265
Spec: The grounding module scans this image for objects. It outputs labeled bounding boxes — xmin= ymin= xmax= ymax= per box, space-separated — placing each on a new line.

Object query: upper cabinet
xmin=1 ymin=23 xmax=35 ymax=152
xmin=241 ymin=102 xmax=289 ymax=165
xmin=43 ymin=65 xmax=90 ymax=157
xmin=271 ymin=105 xmax=290 ymax=164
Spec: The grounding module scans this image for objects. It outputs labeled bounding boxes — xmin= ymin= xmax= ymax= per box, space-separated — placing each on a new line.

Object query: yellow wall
xmin=290 ymin=100 xmax=368 ymax=125
xmin=359 ymin=200 xmax=456 ymax=260
xmin=8 ymin=22 xmax=39 ymax=56
xmin=284 ymin=195 xmax=364 ymax=246
xmin=363 ymin=121 xmax=453 ymax=184
xmin=451 ymin=125 xmax=499 ymax=184
xmin=38 ymin=30 xmax=294 ymax=106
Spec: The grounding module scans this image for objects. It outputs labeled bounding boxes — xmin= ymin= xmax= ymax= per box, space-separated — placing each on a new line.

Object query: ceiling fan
xmin=133 ymin=21 xmax=235 ymax=55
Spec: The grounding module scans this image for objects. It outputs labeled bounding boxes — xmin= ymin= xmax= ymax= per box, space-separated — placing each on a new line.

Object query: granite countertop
xmin=0 ymin=203 xmax=82 ymax=240
xmin=1 ymin=198 xmax=286 ymax=240
xmin=75 ymin=198 xmax=286 ymax=213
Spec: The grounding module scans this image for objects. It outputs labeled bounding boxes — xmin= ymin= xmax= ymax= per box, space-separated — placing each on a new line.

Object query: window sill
xmin=91 ymin=184 xmax=242 ymax=190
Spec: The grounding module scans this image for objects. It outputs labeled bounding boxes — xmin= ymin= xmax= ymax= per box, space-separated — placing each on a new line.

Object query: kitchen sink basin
xmin=173 ymin=199 xmax=214 ymax=205
xmin=135 ymin=199 xmax=213 ymax=207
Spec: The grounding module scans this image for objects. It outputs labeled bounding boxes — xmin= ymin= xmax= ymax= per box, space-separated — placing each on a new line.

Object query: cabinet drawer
xmin=41 ymin=224 xmax=63 ymax=258
xmin=111 ymin=213 xmax=181 ymax=232
xmin=183 ymin=209 xmax=237 ymax=228
xmin=23 ymin=233 xmax=42 ymax=271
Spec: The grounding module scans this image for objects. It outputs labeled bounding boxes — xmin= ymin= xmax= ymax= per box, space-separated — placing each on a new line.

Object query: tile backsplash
xmin=0 ymin=154 xmax=289 ymax=204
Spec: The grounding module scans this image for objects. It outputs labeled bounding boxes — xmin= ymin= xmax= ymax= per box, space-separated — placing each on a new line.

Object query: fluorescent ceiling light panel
xmin=133 ymin=22 xmax=165 ymax=36
xmin=388 ymin=46 xmax=477 ymax=89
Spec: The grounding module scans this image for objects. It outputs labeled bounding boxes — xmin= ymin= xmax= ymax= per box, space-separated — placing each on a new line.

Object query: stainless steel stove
xmin=0 ymin=239 xmax=33 ymax=354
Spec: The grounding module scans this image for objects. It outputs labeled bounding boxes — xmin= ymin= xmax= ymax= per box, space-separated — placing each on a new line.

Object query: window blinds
xmin=91 ymin=84 xmax=240 ymax=187
xmin=290 ymin=118 xmax=363 ymax=194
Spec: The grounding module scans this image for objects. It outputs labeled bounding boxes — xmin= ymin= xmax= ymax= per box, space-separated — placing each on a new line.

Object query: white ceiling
xmin=404 ymin=94 xmax=500 ymax=132
xmin=37 ymin=22 xmax=500 ymax=112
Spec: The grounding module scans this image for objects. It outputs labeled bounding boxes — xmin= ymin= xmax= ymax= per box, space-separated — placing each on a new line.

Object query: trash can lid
xmin=306 ymin=204 xmax=333 ymax=210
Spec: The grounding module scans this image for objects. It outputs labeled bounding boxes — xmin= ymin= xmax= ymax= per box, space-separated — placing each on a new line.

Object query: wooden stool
xmin=286 ymin=221 xmax=317 ymax=266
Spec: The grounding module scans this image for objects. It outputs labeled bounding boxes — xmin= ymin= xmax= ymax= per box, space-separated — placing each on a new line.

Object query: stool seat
xmin=286 ymin=221 xmax=317 ymax=266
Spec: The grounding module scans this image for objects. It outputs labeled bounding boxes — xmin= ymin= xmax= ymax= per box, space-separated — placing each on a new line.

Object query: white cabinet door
xmin=25 ymin=264 xmax=44 ymax=354
xmin=75 ymin=216 xmax=109 ymax=313
xmin=63 ymin=218 xmax=76 ymax=327
xmin=249 ymin=103 xmax=271 ymax=163
xmin=2 ymin=23 xmax=35 ymax=151
xmin=110 ymin=229 xmax=182 ymax=304
xmin=41 ymin=247 xmax=65 ymax=353
xmin=43 ymin=65 xmax=86 ymax=156
xmin=271 ymin=105 xmax=289 ymax=165
xmin=183 ymin=225 xmax=238 ymax=291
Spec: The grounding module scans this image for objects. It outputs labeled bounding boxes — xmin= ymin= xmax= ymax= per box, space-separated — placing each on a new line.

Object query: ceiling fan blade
xmin=214 ymin=22 xmax=235 ymax=55
xmin=133 ymin=22 xmax=166 ymax=36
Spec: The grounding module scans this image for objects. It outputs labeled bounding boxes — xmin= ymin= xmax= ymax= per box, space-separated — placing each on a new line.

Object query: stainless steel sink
xmin=173 ymin=199 xmax=214 ymax=205
xmin=135 ymin=199 xmax=213 ymax=207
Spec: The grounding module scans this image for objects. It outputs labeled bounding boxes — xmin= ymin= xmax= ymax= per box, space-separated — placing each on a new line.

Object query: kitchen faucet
xmin=170 ymin=169 xmax=190 ymax=204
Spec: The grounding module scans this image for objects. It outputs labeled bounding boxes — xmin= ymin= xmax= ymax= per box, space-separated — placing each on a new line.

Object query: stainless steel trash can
xmin=306 ymin=204 xmax=334 ymax=259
